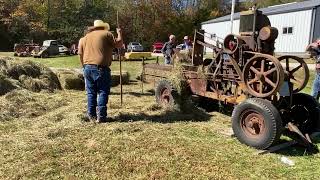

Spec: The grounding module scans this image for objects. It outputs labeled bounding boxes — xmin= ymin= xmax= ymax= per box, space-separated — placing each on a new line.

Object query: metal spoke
xmin=259 ymin=81 xmax=263 ymax=93
xmin=250 ymin=66 xmax=260 ymax=75
xmin=260 ymin=59 xmax=265 ymax=73
xmin=265 ymin=67 xmax=277 ymax=75
xmin=248 ymin=77 xmax=258 ymax=85
xmin=290 ymin=64 xmax=302 ymax=73
xmin=265 ymin=77 xmax=277 ymax=88
xmin=285 ymin=58 xmax=290 ymax=71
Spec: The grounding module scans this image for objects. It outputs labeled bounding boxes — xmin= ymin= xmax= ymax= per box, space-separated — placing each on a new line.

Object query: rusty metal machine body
xmin=13 ymin=40 xmax=38 ymax=57
xmin=142 ymin=8 xmax=320 ymax=151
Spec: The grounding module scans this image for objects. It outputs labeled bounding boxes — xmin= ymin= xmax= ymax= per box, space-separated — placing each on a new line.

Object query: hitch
xmin=287 ymin=122 xmax=319 ymax=153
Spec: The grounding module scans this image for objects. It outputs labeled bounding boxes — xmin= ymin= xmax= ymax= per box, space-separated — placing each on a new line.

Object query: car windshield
xmin=131 ymin=42 xmax=140 ymax=46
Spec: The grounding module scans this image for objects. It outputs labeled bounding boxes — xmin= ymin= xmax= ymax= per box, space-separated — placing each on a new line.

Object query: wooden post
xmin=141 ymin=57 xmax=145 ymax=93
xmin=117 ymin=11 xmax=123 ymax=106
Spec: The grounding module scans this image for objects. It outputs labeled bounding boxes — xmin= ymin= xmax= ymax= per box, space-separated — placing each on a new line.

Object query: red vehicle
xmin=152 ymin=42 xmax=164 ymax=53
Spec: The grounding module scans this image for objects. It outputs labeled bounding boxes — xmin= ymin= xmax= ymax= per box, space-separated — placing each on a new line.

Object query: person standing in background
xmin=306 ymin=38 xmax=320 ymax=101
xmin=161 ymin=35 xmax=176 ymax=65
xmin=182 ymin=36 xmax=192 ymax=50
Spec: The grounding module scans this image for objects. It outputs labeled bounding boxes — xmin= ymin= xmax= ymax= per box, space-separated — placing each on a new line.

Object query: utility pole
xmin=230 ymin=0 xmax=236 ymax=33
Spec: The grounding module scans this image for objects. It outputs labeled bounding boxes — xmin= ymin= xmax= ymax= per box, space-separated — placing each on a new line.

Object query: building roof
xmin=202 ymin=0 xmax=320 ymax=24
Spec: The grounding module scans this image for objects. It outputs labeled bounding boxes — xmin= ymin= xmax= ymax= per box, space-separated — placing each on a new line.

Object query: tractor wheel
xmin=281 ymin=93 xmax=320 ymax=133
xmin=41 ymin=52 xmax=49 ymax=58
xmin=232 ymin=98 xmax=283 ymax=149
xmin=155 ymin=79 xmax=177 ymax=107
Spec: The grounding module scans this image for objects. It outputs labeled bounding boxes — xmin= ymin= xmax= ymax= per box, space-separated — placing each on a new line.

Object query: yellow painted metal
xmin=124 ymin=52 xmax=152 ymax=60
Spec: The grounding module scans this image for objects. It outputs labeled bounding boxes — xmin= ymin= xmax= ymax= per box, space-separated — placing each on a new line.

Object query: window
xmin=51 ymin=41 xmax=58 ymax=46
xmin=283 ymin=27 xmax=293 ymax=35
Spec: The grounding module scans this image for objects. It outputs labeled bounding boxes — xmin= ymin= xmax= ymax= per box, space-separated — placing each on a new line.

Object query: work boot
xmin=80 ymin=114 xmax=96 ymax=122
xmin=96 ymin=118 xmax=107 ymax=123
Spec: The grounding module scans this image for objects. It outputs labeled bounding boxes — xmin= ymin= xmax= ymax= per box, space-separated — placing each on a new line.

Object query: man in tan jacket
xmin=78 ymin=20 xmax=123 ymax=122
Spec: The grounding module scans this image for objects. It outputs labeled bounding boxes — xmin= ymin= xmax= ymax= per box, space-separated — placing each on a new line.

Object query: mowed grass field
xmin=0 ymin=52 xmax=320 ymax=179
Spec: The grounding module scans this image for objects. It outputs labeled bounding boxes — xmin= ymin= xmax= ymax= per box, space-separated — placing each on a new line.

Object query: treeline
xmin=0 ymin=0 xmax=301 ymax=51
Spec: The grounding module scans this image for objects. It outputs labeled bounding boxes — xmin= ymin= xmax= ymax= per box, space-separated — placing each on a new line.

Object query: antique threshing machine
xmin=142 ymin=8 xmax=320 ymax=150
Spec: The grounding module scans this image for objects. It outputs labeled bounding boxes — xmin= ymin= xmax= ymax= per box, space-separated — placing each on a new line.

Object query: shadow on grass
xmin=111 ymin=107 xmax=213 ymax=123
xmin=109 ymin=91 xmax=154 ymax=97
xmin=271 ymin=136 xmax=320 ymax=156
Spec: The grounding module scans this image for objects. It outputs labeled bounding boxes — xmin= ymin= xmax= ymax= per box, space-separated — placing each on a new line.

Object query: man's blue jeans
xmin=83 ymin=65 xmax=111 ymax=120
xmin=165 ymin=56 xmax=171 ymax=65
xmin=312 ymin=72 xmax=320 ymax=101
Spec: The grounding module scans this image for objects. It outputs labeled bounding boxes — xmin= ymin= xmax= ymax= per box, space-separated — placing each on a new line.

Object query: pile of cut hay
xmin=0 ymin=57 xmax=61 ymax=94
xmin=55 ymin=69 xmax=85 ymax=91
xmin=0 ymin=89 xmax=68 ymax=121
xmin=111 ymin=71 xmax=130 ymax=87
xmin=167 ymin=62 xmax=207 ymax=118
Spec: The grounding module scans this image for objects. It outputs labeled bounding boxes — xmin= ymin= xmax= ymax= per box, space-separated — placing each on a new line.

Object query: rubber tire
xmin=155 ymin=79 xmax=177 ymax=107
xmin=41 ymin=52 xmax=48 ymax=58
xmin=232 ymin=98 xmax=283 ymax=149
xmin=288 ymin=93 xmax=320 ymax=132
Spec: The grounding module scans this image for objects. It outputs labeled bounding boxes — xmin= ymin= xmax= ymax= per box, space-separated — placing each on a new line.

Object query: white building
xmin=201 ymin=0 xmax=320 ymax=55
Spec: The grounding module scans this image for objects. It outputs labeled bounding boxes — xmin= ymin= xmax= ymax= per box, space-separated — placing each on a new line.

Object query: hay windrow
xmin=0 ymin=74 xmax=18 ymax=95
xmin=0 ymin=57 xmax=61 ymax=94
xmin=0 ymin=89 xmax=68 ymax=121
xmin=111 ymin=71 xmax=130 ymax=87
xmin=56 ymin=70 xmax=85 ymax=90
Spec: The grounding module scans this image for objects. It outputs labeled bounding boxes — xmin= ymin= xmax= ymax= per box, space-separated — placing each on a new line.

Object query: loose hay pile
xmin=111 ymin=71 xmax=130 ymax=87
xmin=55 ymin=69 xmax=85 ymax=90
xmin=0 ymin=57 xmax=61 ymax=94
xmin=167 ymin=62 xmax=208 ymax=119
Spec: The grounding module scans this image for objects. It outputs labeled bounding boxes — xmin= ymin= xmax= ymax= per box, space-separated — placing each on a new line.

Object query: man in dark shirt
xmin=161 ymin=35 xmax=176 ymax=65
xmin=78 ymin=20 xmax=123 ymax=122
xmin=306 ymin=39 xmax=320 ymax=101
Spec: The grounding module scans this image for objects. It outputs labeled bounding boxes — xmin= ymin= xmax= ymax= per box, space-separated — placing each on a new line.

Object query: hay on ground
xmin=56 ymin=70 xmax=85 ymax=91
xmin=111 ymin=71 xmax=130 ymax=87
xmin=0 ymin=75 xmax=18 ymax=95
xmin=0 ymin=57 xmax=61 ymax=95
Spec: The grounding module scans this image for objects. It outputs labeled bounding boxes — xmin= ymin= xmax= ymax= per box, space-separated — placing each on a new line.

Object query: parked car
xmin=58 ymin=45 xmax=69 ymax=54
xmin=127 ymin=42 xmax=143 ymax=52
xmin=32 ymin=40 xmax=60 ymax=58
xmin=152 ymin=42 xmax=164 ymax=53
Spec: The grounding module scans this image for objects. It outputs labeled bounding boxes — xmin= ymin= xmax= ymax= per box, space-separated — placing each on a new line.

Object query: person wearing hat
xmin=182 ymin=36 xmax=192 ymax=50
xmin=306 ymin=38 xmax=320 ymax=101
xmin=161 ymin=34 xmax=176 ymax=65
xmin=78 ymin=20 xmax=123 ymax=123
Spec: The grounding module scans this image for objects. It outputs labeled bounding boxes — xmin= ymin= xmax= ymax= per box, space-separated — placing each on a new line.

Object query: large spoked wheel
xmin=232 ymin=98 xmax=283 ymax=149
xmin=280 ymin=93 xmax=320 ymax=133
xmin=278 ymin=55 xmax=309 ymax=93
xmin=155 ymin=79 xmax=176 ymax=107
xmin=243 ymin=54 xmax=284 ymax=98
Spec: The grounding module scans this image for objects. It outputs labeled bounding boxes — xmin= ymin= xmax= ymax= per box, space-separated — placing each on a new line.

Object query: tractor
xmin=141 ymin=7 xmax=320 ymax=151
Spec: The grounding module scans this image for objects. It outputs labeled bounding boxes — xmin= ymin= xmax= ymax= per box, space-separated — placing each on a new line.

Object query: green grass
xmin=1 ymin=83 xmax=320 ymax=179
xmin=0 ymin=52 xmax=159 ymax=79
xmin=0 ymin=52 xmax=320 ymax=179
